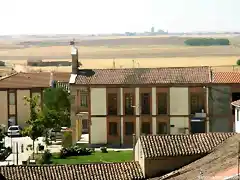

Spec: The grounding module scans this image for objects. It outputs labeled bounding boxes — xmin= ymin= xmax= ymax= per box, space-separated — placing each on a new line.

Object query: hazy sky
xmin=0 ymin=0 xmax=238 ymax=35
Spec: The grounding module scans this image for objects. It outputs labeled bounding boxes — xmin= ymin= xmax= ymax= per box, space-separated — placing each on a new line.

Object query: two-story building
xmin=69 ymin=65 xmax=213 ymax=146
xmin=0 ymin=71 xmax=69 ymax=129
xmin=69 ymin=45 xmax=238 ymax=147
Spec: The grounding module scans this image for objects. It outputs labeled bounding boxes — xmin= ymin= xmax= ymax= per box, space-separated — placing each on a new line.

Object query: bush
xmin=184 ymin=38 xmax=230 ymax=46
xmin=100 ymin=147 xmax=108 ymax=153
xmin=40 ymin=150 xmax=52 ymax=164
xmin=62 ymin=131 xmax=72 ymax=148
xmin=236 ymin=59 xmax=240 ymax=66
xmin=59 ymin=145 xmax=93 ymax=158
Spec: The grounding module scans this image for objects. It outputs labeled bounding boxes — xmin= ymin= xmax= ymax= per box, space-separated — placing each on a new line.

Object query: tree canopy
xmin=184 ymin=38 xmax=230 ymax=46
xmin=43 ymin=87 xmax=71 ymax=128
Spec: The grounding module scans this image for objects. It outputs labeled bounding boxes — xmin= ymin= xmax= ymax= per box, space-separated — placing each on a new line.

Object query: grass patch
xmin=52 ymin=151 xmax=133 ymax=164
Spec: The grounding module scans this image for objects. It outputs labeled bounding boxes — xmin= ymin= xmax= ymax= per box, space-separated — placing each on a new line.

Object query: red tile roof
xmin=213 ymin=72 xmax=240 ymax=83
xmin=0 ymin=72 xmax=69 ymax=88
xmin=75 ymin=67 xmax=211 ymax=85
xmin=153 ymin=133 xmax=240 ymax=180
xmin=231 ymin=99 xmax=240 ymax=107
xmin=140 ymin=133 xmax=235 ymax=158
xmin=0 ymin=162 xmax=144 ymax=180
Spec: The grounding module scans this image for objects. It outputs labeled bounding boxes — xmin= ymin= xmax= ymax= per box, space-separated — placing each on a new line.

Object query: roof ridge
xmin=90 ymin=66 xmax=210 ymax=71
xmin=4 ymin=161 xmax=137 ymax=167
xmin=0 ymin=72 xmax=18 ymax=81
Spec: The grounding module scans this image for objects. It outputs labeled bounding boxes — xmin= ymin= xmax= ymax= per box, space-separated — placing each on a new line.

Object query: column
xmin=135 ymin=88 xmax=140 ymax=139
xmin=70 ymin=87 xmax=77 ymax=144
xmin=152 ymin=87 xmax=157 ymax=134
xmin=120 ymin=88 xmax=124 ymax=144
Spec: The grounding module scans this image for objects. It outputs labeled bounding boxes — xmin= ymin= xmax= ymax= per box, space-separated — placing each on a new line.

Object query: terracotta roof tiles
xmin=212 ymin=72 xmax=240 ymax=83
xmin=0 ymin=72 xmax=69 ymax=88
xmin=0 ymin=162 xmax=144 ymax=180
xmin=75 ymin=67 xmax=211 ymax=85
xmin=140 ymin=133 xmax=235 ymax=158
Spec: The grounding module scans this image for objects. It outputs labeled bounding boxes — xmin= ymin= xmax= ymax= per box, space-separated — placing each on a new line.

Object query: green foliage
xmin=40 ymin=150 xmax=52 ymax=164
xmin=23 ymin=95 xmax=44 ymax=141
xmin=43 ymin=87 xmax=71 ymax=128
xmin=100 ymin=147 xmax=108 ymax=153
xmin=23 ymin=95 xmax=44 ymax=158
xmin=184 ymin=38 xmax=230 ymax=46
xmin=60 ymin=145 xmax=93 ymax=158
xmin=236 ymin=59 xmax=240 ymax=66
xmin=62 ymin=131 xmax=72 ymax=148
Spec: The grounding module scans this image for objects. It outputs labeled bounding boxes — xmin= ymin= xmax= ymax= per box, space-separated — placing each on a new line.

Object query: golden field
xmin=0 ymin=35 xmax=240 ymax=72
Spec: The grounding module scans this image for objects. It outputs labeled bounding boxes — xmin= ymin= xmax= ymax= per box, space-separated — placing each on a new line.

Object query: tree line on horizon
xmin=185 ymin=38 xmax=230 ymax=46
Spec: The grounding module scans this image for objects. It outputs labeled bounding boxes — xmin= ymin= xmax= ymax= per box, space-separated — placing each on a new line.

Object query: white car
xmin=7 ymin=125 xmax=22 ymax=137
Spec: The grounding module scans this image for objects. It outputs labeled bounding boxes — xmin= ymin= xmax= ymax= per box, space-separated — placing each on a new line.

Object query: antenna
xmin=113 ymin=58 xmax=116 ymax=69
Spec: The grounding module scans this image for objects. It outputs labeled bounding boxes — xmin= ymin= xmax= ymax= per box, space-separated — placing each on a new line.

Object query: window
xmin=141 ymin=122 xmax=150 ymax=135
xmin=141 ymin=93 xmax=150 ymax=114
xmin=157 ymin=122 xmax=167 ymax=134
xmin=109 ymin=122 xmax=118 ymax=136
xmin=9 ymin=91 xmax=15 ymax=105
xmin=108 ymin=93 xmax=118 ymax=115
xmin=158 ymin=93 xmax=167 ymax=114
xmin=125 ymin=122 xmax=134 ymax=135
xmin=125 ymin=93 xmax=134 ymax=115
xmin=80 ymin=94 xmax=88 ymax=107
xmin=190 ymin=93 xmax=204 ymax=114
xmin=82 ymin=119 xmax=88 ymax=129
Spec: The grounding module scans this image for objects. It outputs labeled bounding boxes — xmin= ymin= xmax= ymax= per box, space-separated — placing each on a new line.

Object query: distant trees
xmin=0 ymin=61 xmax=5 ymax=66
xmin=184 ymin=38 xmax=230 ymax=46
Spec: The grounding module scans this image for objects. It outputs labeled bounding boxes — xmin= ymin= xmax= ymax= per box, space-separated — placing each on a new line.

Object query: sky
xmin=0 ymin=0 xmax=239 ymax=35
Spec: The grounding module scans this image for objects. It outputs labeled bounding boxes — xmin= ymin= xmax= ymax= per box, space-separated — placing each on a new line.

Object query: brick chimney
xmin=70 ymin=40 xmax=79 ymax=74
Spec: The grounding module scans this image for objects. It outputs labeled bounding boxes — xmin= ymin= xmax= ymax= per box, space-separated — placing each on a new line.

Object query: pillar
xmin=120 ymin=88 xmax=124 ymax=145
xmin=135 ymin=88 xmax=140 ymax=139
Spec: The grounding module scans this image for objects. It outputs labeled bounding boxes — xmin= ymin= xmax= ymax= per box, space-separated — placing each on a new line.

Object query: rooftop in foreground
xmin=150 ymin=133 xmax=240 ymax=180
xmin=0 ymin=162 xmax=144 ymax=180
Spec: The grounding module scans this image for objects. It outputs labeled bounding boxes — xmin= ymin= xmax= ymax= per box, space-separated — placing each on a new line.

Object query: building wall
xmin=169 ymin=87 xmax=189 ymax=115
xmin=169 ymin=87 xmax=189 ymax=134
xmin=209 ymin=86 xmax=232 ymax=132
xmin=77 ymin=85 xmax=209 ymax=145
xmin=90 ymin=117 xmax=107 ymax=144
xmin=17 ymin=90 xmax=30 ymax=128
xmin=235 ymin=108 xmax=240 ymax=133
xmin=90 ymin=88 xmax=106 ymax=115
xmin=134 ymin=140 xmax=145 ymax=176
xmin=170 ymin=117 xmax=189 ymax=134
xmin=0 ymin=91 xmax=8 ymax=127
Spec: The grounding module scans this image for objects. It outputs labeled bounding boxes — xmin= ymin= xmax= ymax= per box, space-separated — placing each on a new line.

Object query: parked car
xmin=7 ymin=125 xmax=22 ymax=137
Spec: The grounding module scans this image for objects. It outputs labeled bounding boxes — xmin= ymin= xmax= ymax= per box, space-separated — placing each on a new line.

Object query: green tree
xmin=43 ymin=87 xmax=71 ymax=128
xmin=23 ymin=95 xmax=44 ymax=158
xmin=236 ymin=59 xmax=240 ymax=66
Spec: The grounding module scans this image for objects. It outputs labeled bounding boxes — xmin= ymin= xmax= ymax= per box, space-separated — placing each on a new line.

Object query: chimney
xmin=49 ymin=71 xmax=54 ymax=87
xmin=70 ymin=40 xmax=79 ymax=74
